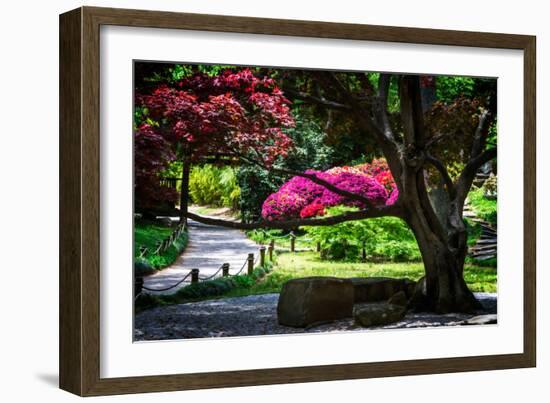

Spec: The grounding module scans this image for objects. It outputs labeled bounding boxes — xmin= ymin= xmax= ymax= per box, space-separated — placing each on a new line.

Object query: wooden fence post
xmin=268 ymin=240 xmax=274 ymax=261
xmin=260 ymin=246 xmax=266 ymax=267
xmin=191 ymin=268 xmax=200 ymax=284
xmin=290 ymin=231 xmax=296 ymax=252
xmin=247 ymin=253 xmax=254 ymax=275
xmin=316 ymin=242 xmax=321 ymax=253
xmin=139 ymin=245 xmax=147 ymax=257
xmin=222 ymin=263 xmax=230 ymax=277
xmin=134 ymin=276 xmax=143 ymax=297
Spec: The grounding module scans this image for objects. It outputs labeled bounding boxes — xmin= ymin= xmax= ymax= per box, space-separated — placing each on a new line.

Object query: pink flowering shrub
xmin=262 ymin=159 xmax=399 ymax=221
xmin=386 ymin=188 xmax=399 ymax=206
xmin=300 ymin=201 xmax=326 ymax=218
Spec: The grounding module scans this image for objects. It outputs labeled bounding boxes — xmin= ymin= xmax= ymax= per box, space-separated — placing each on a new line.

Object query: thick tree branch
xmin=426 ymin=132 xmax=450 ymax=149
xmin=282 ymin=87 xmax=351 ymax=111
xmin=425 ymin=153 xmax=457 ymax=199
xmin=455 ymin=147 xmax=497 ymax=208
xmin=470 ymin=109 xmax=490 ymax=159
xmin=186 ymin=204 xmax=403 ymax=230
xmin=399 ymin=75 xmax=427 ymax=149
xmin=232 ymin=150 xmax=379 ymax=209
xmin=464 ymin=147 xmax=497 ymax=176
xmin=313 ymin=72 xmax=403 ymax=179
xmin=283 ymin=73 xmax=402 ymax=188
xmin=453 ymin=109 xmax=494 ymax=209
xmin=374 ymin=74 xmax=396 ymax=143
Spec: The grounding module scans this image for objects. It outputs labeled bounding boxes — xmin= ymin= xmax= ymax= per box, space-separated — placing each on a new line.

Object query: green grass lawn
xmin=134 ymin=221 xmax=188 ymax=270
xmin=224 ymin=251 xmax=497 ymax=297
xmin=136 ymin=250 xmax=496 ymax=310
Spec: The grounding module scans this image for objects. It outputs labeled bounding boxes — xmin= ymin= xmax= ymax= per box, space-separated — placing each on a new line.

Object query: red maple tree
xmin=135 ymin=68 xmax=295 ymax=215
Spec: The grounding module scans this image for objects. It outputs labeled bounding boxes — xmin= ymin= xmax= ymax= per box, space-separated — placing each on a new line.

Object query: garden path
xmin=142 ymin=213 xmax=259 ymax=295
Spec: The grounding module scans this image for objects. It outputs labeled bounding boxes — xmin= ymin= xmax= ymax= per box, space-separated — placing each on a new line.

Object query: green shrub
xmin=134 ymin=257 xmax=155 ymax=276
xmin=373 ymin=240 xmax=420 ymax=261
xmin=325 ymin=240 xmax=360 ymax=261
xmin=305 ymin=207 xmax=421 ymax=262
xmin=189 ymin=164 xmax=240 ymax=209
xmin=468 ymin=187 xmax=497 ymax=225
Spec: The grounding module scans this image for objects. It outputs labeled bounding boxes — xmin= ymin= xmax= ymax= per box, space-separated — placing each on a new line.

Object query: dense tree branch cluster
xmin=183 ymin=71 xmax=495 ymax=233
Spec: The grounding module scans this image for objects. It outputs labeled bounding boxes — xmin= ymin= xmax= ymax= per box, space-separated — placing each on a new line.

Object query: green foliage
xmin=436 ymin=76 xmax=476 ymax=103
xmin=224 ymin=252 xmax=497 ymax=296
xmin=366 ymin=72 xmax=400 ymax=112
xmin=134 ymin=222 xmax=189 ymax=269
xmin=188 ymin=164 xmax=241 ymax=209
xmin=237 ymin=167 xmax=282 ymax=223
xmin=304 ymin=207 xmax=421 ymax=262
xmin=134 ymin=257 xmax=155 ymax=276
xmin=466 ymin=256 xmax=497 ymax=268
xmin=465 ymin=219 xmax=482 ymax=246
xmin=279 ymin=112 xmax=335 ymax=171
xmin=468 ymin=187 xmax=497 ymax=225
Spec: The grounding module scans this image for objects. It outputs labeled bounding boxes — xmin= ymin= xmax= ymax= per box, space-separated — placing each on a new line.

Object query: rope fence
xmin=135 ymin=245 xmax=270 ymax=296
xmin=138 ymin=222 xmax=187 ymax=258
xmin=135 ymin=230 xmax=319 ymax=297
xmin=141 ymin=271 xmax=192 ymax=292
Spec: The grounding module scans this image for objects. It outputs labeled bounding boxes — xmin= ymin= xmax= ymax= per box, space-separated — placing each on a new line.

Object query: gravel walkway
xmin=134 ymin=292 xmax=497 ymax=341
xmin=143 ymin=217 xmax=259 ymax=295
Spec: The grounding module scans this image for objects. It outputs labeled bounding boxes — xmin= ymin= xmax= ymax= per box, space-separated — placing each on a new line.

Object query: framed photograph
xmin=59 ymin=6 xmax=536 ymax=396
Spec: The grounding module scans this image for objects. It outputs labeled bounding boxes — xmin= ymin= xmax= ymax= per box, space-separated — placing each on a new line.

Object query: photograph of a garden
xmin=133 ymin=62 xmax=498 ymax=341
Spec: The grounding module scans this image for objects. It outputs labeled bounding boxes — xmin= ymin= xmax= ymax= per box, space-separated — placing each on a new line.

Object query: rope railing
xmin=141 ymin=271 xmax=193 ymax=293
xmin=139 ymin=222 xmax=187 ymax=258
xmin=257 ymin=230 xmax=316 ymax=247
xmin=198 ymin=263 xmax=225 ymax=281
xmin=233 ymin=257 xmax=248 ymax=277
xmin=136 ymin=245 xmax=270 ymax=297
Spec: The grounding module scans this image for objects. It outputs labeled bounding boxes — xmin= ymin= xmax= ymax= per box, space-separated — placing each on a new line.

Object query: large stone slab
xmin=277 ymin=277 xmax=354 ymax=327
xmin=350 ymin=277 xmax=416 ymax=303
xmin=354 ymin=303 xmax=407 ymax=327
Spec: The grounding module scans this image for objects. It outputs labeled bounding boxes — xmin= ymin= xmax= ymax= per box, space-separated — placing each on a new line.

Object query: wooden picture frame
xmin=59 ymin=6 xmax=536 ymax=396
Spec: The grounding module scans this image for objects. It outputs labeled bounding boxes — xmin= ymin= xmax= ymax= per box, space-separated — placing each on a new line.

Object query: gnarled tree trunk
xmin=405 ymin=205 xmax=481 ymax=313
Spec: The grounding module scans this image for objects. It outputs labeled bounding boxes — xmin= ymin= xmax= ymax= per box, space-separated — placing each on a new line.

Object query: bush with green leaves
xmin=188 ymin=164 xmax=241 ymax=209
xmin=304 ymin=206 xmax=421 ymax=262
